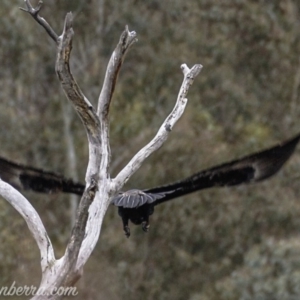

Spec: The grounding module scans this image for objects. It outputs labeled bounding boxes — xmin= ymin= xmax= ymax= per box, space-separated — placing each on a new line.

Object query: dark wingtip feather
xmin=252 ymin=133 xmax=300 ymax=181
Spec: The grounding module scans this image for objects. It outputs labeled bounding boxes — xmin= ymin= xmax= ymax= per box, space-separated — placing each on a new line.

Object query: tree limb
xmin=76 ymin=27 xmax=138 ymax=270
xmin=111 ymin=64 xmax=203 ymax=191
xmin=97 ymin=26 xmax=137 ymax=184
xmin=56 ymin=13 xmax=101 ymax=147
xmin=20 ymin=0 xmax=58 ymax=43
xmin=0 ymin=179 xmax=55 ymax=272
xmin=97 ymin=25 xmax=137 ymax=118
xmin=55 ymin=13 xmax=102 ymax=277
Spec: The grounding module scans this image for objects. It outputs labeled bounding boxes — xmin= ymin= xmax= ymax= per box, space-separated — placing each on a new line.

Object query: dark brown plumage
xmin=0 ymin=133 xmax=299 ymax=237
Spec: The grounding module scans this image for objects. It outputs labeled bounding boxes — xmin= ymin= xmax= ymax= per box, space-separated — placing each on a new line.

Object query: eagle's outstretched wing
xmin=0 ymin=133 xmax=299 ymax=237
xmin=112 ymin=133 xmax=300 ymax=236
xmin=112 ymin=133 xmax=300 ymax=209
xmin=0 ymin=157 xmax=85 ymax=196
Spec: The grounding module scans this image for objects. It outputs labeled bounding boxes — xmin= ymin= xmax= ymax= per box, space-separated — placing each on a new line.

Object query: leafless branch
xmin=97 ymin=25 xmax=137 ymax=118
xmin=0 ymin=179 xmax=55 ymax=272
xmin=112 ymin=64 xmax=203 ymax=191
xmin=96 ymin=25 xmax=137 ymax=193
xmin=56 ymin=13 xmax=101 ymax=147
xmin=20 ymin=0 xmax=58 ymax=43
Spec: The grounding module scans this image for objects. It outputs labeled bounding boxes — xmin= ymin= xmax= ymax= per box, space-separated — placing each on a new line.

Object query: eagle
xmin=0 ymin=133 xmax=299 ymax=237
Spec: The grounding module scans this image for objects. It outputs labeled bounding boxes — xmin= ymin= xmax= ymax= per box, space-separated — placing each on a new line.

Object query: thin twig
xmin=20 ymin=0 xmax=58 ymax=43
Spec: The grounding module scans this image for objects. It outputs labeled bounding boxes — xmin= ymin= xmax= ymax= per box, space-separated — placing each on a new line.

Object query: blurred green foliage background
xmin=1 ymin=0 xmax=300 ymax=299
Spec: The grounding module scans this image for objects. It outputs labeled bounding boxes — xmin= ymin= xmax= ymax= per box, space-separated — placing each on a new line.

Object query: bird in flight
xmin=0 ymin=133 xmax=299 ymax=237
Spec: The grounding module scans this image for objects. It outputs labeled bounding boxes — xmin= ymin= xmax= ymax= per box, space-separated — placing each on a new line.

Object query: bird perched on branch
xmin=0 ymin=133 xmax=299 ymax=237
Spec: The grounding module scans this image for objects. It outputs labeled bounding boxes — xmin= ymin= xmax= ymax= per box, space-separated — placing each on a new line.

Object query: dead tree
xmin=0 ymin=1 xmax=202 ymax=299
